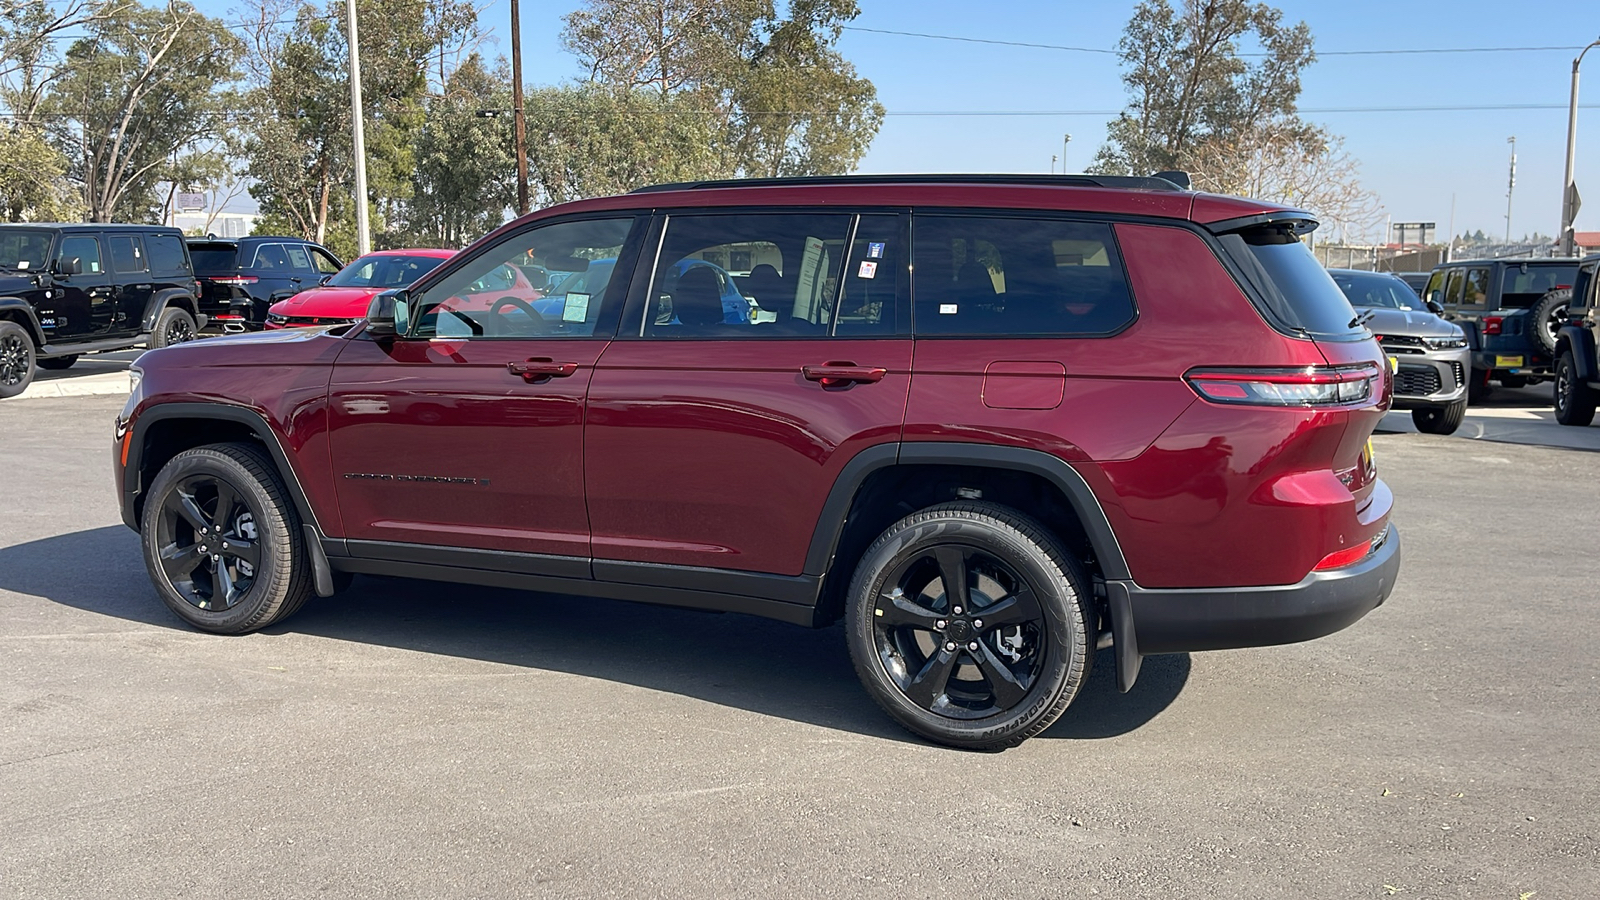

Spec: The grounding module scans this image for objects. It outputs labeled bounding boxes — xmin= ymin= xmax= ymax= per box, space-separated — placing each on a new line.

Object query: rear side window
xmin=146 ymin=234 xmax=192 ymax=274
xmin=284 ymin=244 xmax=314 ymax=272
xmin=1462 ymin=268 xmax=1490 ymax=307
xmin=1219 ymin=226 xmax=1359 ymax=338
xmin=109 ymin=235 xmax=147 ymax=274
xmin=188 ymin=243 xmax=237 ymax=271
xmin=912 ymin=215 xmax=1134 ymax=336
xmin=250 ymin=243 xmax=292 ymax=270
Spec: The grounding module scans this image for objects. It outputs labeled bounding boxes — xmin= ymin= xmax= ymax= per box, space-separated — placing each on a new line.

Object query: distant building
xmin=172 ymin=212 xmax=260 ymax=239
xmin=1576 ymin=231 xmax=1600 ymax=255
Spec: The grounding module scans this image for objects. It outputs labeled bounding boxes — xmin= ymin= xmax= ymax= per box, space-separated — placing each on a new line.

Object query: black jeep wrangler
xmin=1553 ymin=254 xmax=1600 ymax=426
xmin=0 ymin=224 xmax=203 ymax=399
xmin=1424 ymin=257 xmax=1580 ymax=399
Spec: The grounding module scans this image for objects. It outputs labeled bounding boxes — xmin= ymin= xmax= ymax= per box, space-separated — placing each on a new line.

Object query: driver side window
xmin=411 ymin=218 xmax=633 ymax=339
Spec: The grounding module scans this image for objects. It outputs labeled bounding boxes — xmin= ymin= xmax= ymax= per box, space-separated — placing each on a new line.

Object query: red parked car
xmin=113 ymin=174 xmax=1399 ymax=750
xmin=264 ymin=248 xmax=455 ymax=329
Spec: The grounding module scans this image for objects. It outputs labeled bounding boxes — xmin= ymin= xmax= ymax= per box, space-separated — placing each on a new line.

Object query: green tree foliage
xmin=406 ymin=54 xmax=516 ymax=246
xmin=43 ymin=0 xmax=243 ymax=222
xmin=560 ymin=0 xmax=883 ymax=189
xmin=0 ymin=126 xmax=79 ymax=222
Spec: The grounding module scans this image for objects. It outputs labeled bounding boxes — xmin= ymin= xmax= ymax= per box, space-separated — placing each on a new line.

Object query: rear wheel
xmin=845 ymin=501 xmax=1093 ymax=751
xmin=36 ymin=354 xmax=78 ymax=370
xmin=140 ymin=442 xmax=314 ymax=633
xmin=1413 ymin=398 xmax=1466 ymax=435
xmin=0 ymin=320 xmax=36 ymax=399
xmin=151 ymin=307 xmax=197 ymax=348
xmin=1554 ymin=351 xmax=1598 ymax=427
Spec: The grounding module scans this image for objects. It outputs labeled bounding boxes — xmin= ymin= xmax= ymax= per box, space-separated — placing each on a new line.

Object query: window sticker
xmin=939 ymin=303 xmax=958 ymax=315
xmin=867 ymin=242 xmax=885 ymax=259
xmin=857 ymin=260 xmax=878 ymax=279
xmin=563 ymin=292 xmax=590 ymax=323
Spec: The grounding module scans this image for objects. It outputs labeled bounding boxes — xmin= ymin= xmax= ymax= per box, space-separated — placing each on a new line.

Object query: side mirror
xmin=55 ymin=257 xmax=82 ymax=277
xmin=319 ymin=274 xmax=332 ymax=286
xmin=365 ymin=289 xmax=409 ymax=337
xmin=1426 ymin=299 xmax=1444 ymax=315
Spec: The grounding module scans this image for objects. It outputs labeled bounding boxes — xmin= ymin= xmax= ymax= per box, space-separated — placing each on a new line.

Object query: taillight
xmin=209 ymin=275 xmax=258 ymax=286
xmin=1483 ymin=316 xmax=1503 ymax=335
xmin=1184 ymin=363 xmax=1383 ymax=407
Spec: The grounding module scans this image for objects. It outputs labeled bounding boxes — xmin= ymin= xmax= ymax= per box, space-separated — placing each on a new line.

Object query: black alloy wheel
xmin=1554 ymin=350 xmax=1598 ymax=427
xmin=873 ymin=545 xmax=1049 ymax=719
xmin=153 ymin=472 xmax=262 ymax=611
xmin=163 ymin=312 xmax=196 ymax=345
xmin=0 ymin=321 xmax=36 ymax=398
xmin=846 ymin=502 xmax=1093 ymax=751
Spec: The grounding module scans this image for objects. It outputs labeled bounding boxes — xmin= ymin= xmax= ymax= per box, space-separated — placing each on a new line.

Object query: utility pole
xmin=1062 ymin=134 xmax=1072 ymax=174
xmin=1505 ymin=136 xmax=1517 ymax=244
xmin=1560 ymin=39 xmax=1600 ymax=256
xmin=510 ymin=0 xmax=529 ymax=216
xmin=345 ymin=0 xmax=370 ymax=254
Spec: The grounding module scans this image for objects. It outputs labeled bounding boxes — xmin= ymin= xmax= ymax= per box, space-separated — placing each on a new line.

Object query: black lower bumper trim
xmin=1110 ymin=524 xmax=1401 ymax=659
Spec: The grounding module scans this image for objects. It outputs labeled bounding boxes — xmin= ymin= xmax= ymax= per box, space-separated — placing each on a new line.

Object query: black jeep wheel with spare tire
xmin=1530 ymin=288 xmax=1572 ymax=356
xmin=36 ymin=354 xmax=78 ymax=370
xmin=0 ymin=319 xmax=36 ymax=399
xmin=151 ymin=306 xmax=197 ymax=348
xmin=845 ymin=501 xmax=1094 ymax=751
xmin=140 ymin=442 xmax=314 ymax=633
xmin=1413 ymin=397 xmax=1467 ymax=435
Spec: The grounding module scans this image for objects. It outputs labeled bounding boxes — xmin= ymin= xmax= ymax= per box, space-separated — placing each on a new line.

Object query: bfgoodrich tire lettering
xmin=844 ymin=501 xmax=1093 ymax=751
xmin=140 ymin=442 xmax=314 ymax=633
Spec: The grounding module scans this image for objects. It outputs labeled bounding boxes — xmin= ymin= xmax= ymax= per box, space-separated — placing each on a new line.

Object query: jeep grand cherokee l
xmin=114 ymin=174 xmax=1400 ymax=751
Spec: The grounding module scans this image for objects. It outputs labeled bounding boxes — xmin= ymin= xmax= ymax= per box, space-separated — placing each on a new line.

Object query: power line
xmin=841 ymin=25 xmax=1589 ymax=58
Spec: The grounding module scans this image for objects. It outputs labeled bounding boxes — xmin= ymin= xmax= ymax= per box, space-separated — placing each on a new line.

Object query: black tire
xmin=1412 ymin=398 xmax=1466 ymax=435
xmin=1530 ymin=288 xmax=1571 ymax=356
xmin=1467 ymin=368 xmax=1492 ymax=403
xmin=1498 ymin=373 xmax=1529 ymax=389
xmin=140 ymin=442 xmax=314 ymax=634
xmin=844 ymin=501 xmax=1094 ymax=751
xmin=36 ymin=354 xmax=78 ymax=370
xmin=1554 ymin=350 xmax=1598 ymax=427
xmin=0 ymin=319 xmax=36 ymax=399
xmin=150 ymin=307 xmax=197 ymax=348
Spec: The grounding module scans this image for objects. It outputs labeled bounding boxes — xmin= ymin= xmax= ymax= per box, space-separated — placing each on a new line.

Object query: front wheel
xmin=140 ymin=442 xmax=314 ymax=633
xmin=1554 ymin=351 xmax=1598 ymax=427
xmin=845 ymin=501 xmax=1094 ymax=751
xmin=0 ymin=320 xmax=37 ymax=399
xmin=1413 ymin=398 xmax=1466 ymax=435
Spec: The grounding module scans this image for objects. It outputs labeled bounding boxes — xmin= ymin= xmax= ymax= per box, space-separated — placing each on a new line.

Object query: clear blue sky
xmin=218 ymin=0 xmax=1600 ymax=242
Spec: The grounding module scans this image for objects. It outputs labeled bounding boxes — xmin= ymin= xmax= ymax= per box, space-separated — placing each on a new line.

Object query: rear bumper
xmin=1104 ymin=524 xmax=1399 ymax=688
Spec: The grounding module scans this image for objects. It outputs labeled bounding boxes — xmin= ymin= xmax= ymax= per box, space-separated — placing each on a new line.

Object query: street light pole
xmin=510 ymin=0 xmax=529 ymax=216
xmin=1505 ymin=136 xmax=1516 ymax=244
xmin=1560 ymin=39 xmax=1600 ymax=257
xmin=1062 ymin=134 xmax=1072 ymax=174
xmin=345 ymin=0 xmax=370 ymax=254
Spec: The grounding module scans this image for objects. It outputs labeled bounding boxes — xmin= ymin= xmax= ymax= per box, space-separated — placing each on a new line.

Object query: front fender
xmin=0 ymin=296 xmax=45 ymax=344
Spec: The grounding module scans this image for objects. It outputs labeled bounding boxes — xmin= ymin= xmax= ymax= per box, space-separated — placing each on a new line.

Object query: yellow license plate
xmin=1495 ymin=355 xmax=1524 ymax=368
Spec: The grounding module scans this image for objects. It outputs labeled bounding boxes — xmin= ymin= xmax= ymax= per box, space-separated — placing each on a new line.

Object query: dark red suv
xmin=114 ymin=174 xmax=1400 ymax=750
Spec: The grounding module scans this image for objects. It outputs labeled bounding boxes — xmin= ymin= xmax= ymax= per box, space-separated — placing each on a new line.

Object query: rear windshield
xmin=1219 ymin=226 xmax=1362 ymax=338
xmin=188 ymin=243 xmax=238 ymax=272
xmin=1498 ymin=262 xmax=1577 ymax=309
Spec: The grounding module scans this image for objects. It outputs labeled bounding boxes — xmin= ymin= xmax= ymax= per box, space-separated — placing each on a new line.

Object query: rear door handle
xmin=507 ymin=358 xmax=579 ymax=382
xmin=802 ymin=362 xmax=887 ymax=387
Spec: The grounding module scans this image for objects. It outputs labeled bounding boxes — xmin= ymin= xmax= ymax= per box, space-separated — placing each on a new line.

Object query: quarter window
xmin=911 ymin=216 xmax=1134 ymax=336
xmin=109 ymin=235 xmax=147 ymax=274
xmin=57 ymin=236 xmax=103 ymax=275
xmin=643 ymin=213 xmax=855 ymax=338
xmin=412 ymin=217 xmax=632 ymax=339
xmin=145 ymin=234 xmax=191 ymax=274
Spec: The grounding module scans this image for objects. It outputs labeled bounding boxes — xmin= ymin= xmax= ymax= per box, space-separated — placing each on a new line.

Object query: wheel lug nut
xmin=953 ymin=606 xmax=963 ymax=615
xmin=968 ymin=641 xmax=980 ymax=651
xmin=935 ymin=619 xmax=947 ymax=629
xmin=944 ymin=642 xmax=956 ymax=652
xmin=973 ymin=619 xmax=983 ymax=629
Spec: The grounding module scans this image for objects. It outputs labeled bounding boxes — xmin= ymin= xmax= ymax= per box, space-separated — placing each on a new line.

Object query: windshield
xmin=0 ymin=230 xmax=53 ymax=271
xmin=189 ymin=243 xmax=238 ymax=272
xmin=1331 ymin=271 xmax=1425 ymax=311
xmin=328 ymin=253 xmax=448 ymax=288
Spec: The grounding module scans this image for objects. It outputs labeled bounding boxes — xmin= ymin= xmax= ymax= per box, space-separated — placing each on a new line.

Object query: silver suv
xmin=1331 ymin=269 xmax=1471 ymax=435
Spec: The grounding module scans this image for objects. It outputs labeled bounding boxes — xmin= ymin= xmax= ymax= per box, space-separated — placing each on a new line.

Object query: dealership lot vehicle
xmin=265 ymin=248 xmax=455 ymax=329
xmin=1425 ymin=257 xmax=1579 ymax=398
xmin=1331 ymin=269 xmax=1469 ymax=434
xmin=1553 ymin=254 xmax=1600 ymax=426
xmin=115 ymin=174 xmax=1399 ymax=750
xmin=1393 ymin=270 xmax=1430 ymax=296
xmin=187 ymin=236 xmax=343 ymax=332
xmin=0 ymin=224 xmax=201 ymax=400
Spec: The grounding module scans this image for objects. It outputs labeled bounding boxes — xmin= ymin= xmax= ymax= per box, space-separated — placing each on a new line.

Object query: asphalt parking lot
xmin=3 ymin=385 xmax=1598 ymax=898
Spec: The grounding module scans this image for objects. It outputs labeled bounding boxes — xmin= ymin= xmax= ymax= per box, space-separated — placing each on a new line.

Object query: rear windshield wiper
xmin=1348 ymin=308 xmax=1377 ymax=329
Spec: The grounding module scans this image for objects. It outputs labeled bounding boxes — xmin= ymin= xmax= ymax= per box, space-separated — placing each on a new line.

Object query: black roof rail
xmin=628 ymin=173 xmax=1191 ymax=194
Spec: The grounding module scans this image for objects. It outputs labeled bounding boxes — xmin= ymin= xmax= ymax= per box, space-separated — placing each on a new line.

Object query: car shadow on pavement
xmin=2 ymin=525 xmax=1189 ymax=745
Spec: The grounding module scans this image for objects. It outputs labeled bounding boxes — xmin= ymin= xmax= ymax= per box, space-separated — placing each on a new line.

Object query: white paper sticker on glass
xmin=857 ymin=260 xmax=878 ymax=279
xmin=563 ymin=292 xmax=590 ymax=323
xmin=939 ymin=303 xmax=958 ymax=315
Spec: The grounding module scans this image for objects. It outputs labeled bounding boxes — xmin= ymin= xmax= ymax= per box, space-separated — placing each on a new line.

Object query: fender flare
xmin=1556 ymin=324 xmax=1598 ymax=382
xmin=121 ymin=402 xmax=325 ymax=537
xmin=0 ymin=296 xmax=45 ymax=345
xmin=802 ymin=441 xmax=1132 ymax=583
xmin=143 ymin=289 xmax=200 ymax=332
